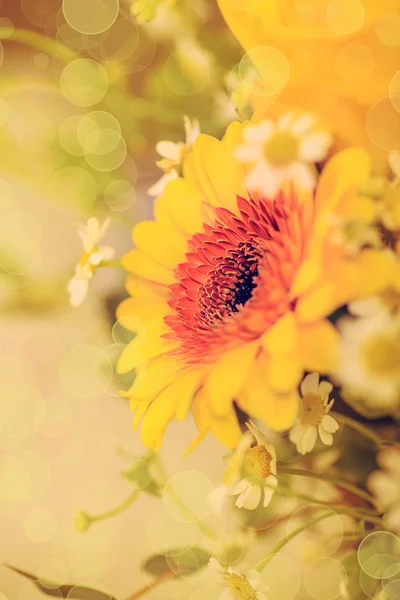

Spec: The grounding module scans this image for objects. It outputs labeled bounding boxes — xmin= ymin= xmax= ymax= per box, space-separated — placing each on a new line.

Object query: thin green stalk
xmin=101 ymin=259 xmax=122 ymax=268
xmin=254 ymin=512 xmax=333 ymax=572
xmin=276 ymin=487 xmax=378 ymax=515
xmin=125 ymin=570 xmax=174 ymax=600
xmin=153 ymin=454 xmax=218 ymax=541
xmin=0 ymin=27 xmax=77 ymax=63
xmin=255 ymin=508 xmax=384 ymax=572
xmin=279 ymin=466 xmax=376 ymax=506
xmin=331 ymin=411 xmax=384 ymax=446
xmin=91 ymin=489 xmax=140 ymax=523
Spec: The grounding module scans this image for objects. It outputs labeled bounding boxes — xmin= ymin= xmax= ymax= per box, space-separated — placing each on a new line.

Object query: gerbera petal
xmin=121 ymin=249 xmax=175 ymax=286
xmin=133 ymin=221 xmax=187 ymax=269
xmin=321 ymin=414 xmax=339 ymax=433
xmin=204 ymin=341 xmax=259 ymax=417
xmin=191 ymin=133 xmax=248 ymax=211
xmin=154 ymin=178 xmax=204 ymax=236
xmin=297 ymin=319 xmax=340 ymax=372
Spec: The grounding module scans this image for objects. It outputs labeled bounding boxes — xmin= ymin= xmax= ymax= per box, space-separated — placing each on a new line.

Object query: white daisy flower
xmin=289 ymin=372 xmax=339 ymax=455
xmin=235 ymin=112 xmax=332 ymax=198
xmin=67 ymin=217 xmax=114 ymax=307
xmin=335 ymin=312 xmax=400 ymax=415
xmin=229 ymin=422 xmax=278 ymax=511
xmin=148 ymin=115 xmax=200 ymax=197
xmin=208 ymin=557 xmax=267 ymax=600
xmin=368 ymin=445 xmax=400 ymax=534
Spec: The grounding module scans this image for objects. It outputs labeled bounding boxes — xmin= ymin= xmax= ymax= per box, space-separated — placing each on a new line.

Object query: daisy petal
xmin=301 ymin=372 xmax=320 ymax=396
xmin=299 ymin=132 xmax=332 ymax=162
xmin=318 ymin=424 xmax=333 ymax=445
xmin=321 ymin=414 xmax=339 ymax=433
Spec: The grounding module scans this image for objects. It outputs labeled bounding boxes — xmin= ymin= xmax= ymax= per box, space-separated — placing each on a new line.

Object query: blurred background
xmin=0 ymin=0 xmax=248 ymax=598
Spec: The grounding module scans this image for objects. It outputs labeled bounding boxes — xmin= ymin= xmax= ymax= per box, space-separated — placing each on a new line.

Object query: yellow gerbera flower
xmin=117 ymin=124 xmax=392 ymax=451
xmin=217 ymin=0 xmax=400 ymax=171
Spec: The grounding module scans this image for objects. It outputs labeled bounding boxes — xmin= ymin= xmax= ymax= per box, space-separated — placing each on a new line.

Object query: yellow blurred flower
xmin=67 ymin=217 xmax=114 ymax=307
xmin=368 ymin=445 xmax=400 ymax=534
xmin=117 ymin=120 xmax=393 ymax=451
xmin=217 ymin=0 xmax=400 ymax=171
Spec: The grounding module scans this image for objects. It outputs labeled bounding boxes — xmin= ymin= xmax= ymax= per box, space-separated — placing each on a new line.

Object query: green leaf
xmin=143 ymin=546 xmax=212 ymax=578
xmin=122 ymin=458 xmax=162 ymax=496
xmin=4 ymin=565 xmax=119 ymax=600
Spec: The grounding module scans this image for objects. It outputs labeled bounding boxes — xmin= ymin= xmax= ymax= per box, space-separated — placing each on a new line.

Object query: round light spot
xmin=48 ymin=166 xmax=96 ymax=215
xmin=336 ymin=43 xmax=375 ymax=83
xmin=63 ymin=0 xmax=119 ymax=35
xmin=240 ymin=46 xmax=290 ymax=97
xmin=389 ymin=70 xmax=400 ymax=114
xmin=21 ymin=0 xmax=58 ymax=27
xmin=8 ymin=108 xmax=56 ymax=152
xmin=0 ymin=98 xmax=10 ymax=126
xmin=60 ymin=59 xmax=108 ymax=107
xmin=111 ymin=318 xmax=136 ymax=348
xmin=326 ymin=0 xmax=365 ymax=35
xmin=40 ymin=397 xmax=72 ymax=439
xmin=78 ymin=114 xmax=121 ymax=156
xmin=34 ymin=52 xmax=50 ymax=69
xmin=377 ymin=13 xmax=400 ymax=47
xmin=214 ymin=534 xmax=245 ymax=566
xmin=0 ymin=453 xmax=31 ymax=500
xmin=286 ymin=506 xmax=344 ymax=559
xmin=105 ymin=180 xmax=135 ymax=211
xmin=383 ymin=579 xmax=400 ymax=600
xmin=24 ymin=508 xmax=58 ymax=542
xmin=126 ymin=26 xmax=156 ymax=74
xmin=163 ymin=471 xmax=214 ymax=523
xmin=367 ymin=97 xmax=400 ymax=151
xmin=0 ymin=18 xmax=14 ymax=37
xmin=37 ymin=557 xmax=69 ymax=589
xmin=88 ymin=18 xmax=140 ymax=63
xmin=56 ymin=23 xmax=94 ymax=53
xmin=304 ymin=557 xmax=347 ymax=600
xmin=260 ymin=553 xmax=301 ymax=600
xmin=85 ymin=136 xmax=127 ymax=171
xmin=358 ymin=532 xmax=400 ymax=579
xmin=0 ymin=382 xmax=45 ymax=439
xmin=0 ymin=594 xmax=8 ymax=600
xmin=219 ymin=0 xmax=262 ymax=10
xmin=59 ymin=115 xmax=86 ymax=156
xmin=163 ymin=51 xmax=210 ymax=96
xmin=59 ymin=344 xmax=112 ymax=399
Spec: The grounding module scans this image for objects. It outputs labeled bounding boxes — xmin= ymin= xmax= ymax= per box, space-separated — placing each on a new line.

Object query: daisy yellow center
xmin=226 ymin=573 xmax=258 ymax=600
xmin=264 ymin=132 xmax=299 ymax=168
xmin=362 ymin=333 xmax=400 ymax=378
xmin=300 ymin=393 xmax=325 ymax=426
xmin=245 ymin=445 xmax=272 ymax=478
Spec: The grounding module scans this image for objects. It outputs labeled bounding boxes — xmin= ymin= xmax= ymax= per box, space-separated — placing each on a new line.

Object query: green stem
xmin=255 ymin=508 xmax=384 ymax=572
xmin=276 ymin=487 xmax=378 ymax=515
xmin=331 ymin=411 xmax=384 ymax=446
xmin=254 ymin=512 xmax=333 ymax=572
xmin=0 ymin=27 xmax=77 ymax=63
xmin=101 ymin=259 xmax=122 ymax=268
xmin=279 ymin=466 xmax=376 ymax=507
xmin=125 ymin=570 xmax=174 ymax=600
xmin=91 ymin=489 xmax=140 ymax=523
xmin=153 ymin=455 xmax=218 ymax=541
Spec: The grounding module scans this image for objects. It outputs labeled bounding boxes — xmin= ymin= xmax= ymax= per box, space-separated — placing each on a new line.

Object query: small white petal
xmin=242 ymin=485 xmax=262 ymax=510
xmin=244 ymin=120 xmax=275 ymax=143
xmin=248 ymin=570 xmax=262 ymax=588
xmin=156 ymin=140 xmax=182 ymax=161
xmin=245 ymin=163 xmax=281 ymax=198
xmin=289 ymin=421 xmax=303 ymax=444
xmin=286 ymin=161 xmax=316 ymax=189
xmin=301 ymin=426 xmax=318 ymax=454
xmin=99 ymin=245 xmax=115 ymax=260
xmin=148 ymin=170 xmax=178 ymax=197
xmin=229 ymin=479 xmax=249 ymax=496
xmin=318 ymin=424 xmax=333 ymax=446
xmin=89 ymin=252 xmax=102 ymax=265
xmin=318 ymin=380 xmax=333 ymax=404
xmin=299 ymin=132 xmax=332 ymax=162
xmin=277 ymin=110 xmax=296 ymax=130
xmin=209 ymin=557 xmax=225 ymax=575
xmin=291 ymin=114 xmax=315 ymax=135
xmin=67 ymin=278 xmax=89 ymax=307
xmin=321 ymin=414 xmax=339 ymax=433
xmin=263 ymin=486 xmax=276 ymax=507
xmin=235 ymin=144 xmax=261 ymax=162
xmin=218 ymin=589 xmax=235 ymax=600
xmin=301 ymin=372 xmax=320 ymax=396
